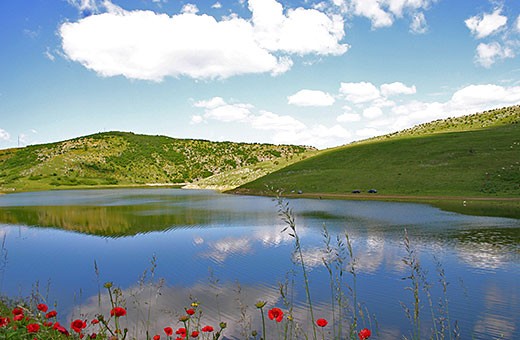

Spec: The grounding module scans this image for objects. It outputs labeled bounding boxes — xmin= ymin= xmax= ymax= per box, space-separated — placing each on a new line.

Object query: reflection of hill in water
xmin=0 ymin=205 xmax=218 ymax=236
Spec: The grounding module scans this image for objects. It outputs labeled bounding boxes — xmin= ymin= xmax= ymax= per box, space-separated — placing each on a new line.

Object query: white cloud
xmin=337 ymin=112 xmax=361 ymax=122
xmin=0 ymin=129 xmax=9 ymax=141
xmin=339 ymin=82 xmax=381 ymax=103
xmin=192 ymin=97 xmax=349 ymax=148
xmin=449 ymin=84 xmax=520 ymax=110
xmin=287 ymin=89 xmax=335 ymax=106
xmin=212 ymin=2 xmax=222 ymax=9
xmin=363 ymin=106 xmax=384 ymax=119
xmin=516 ymin=15 xmax=520 ymax=32
xmin=194 ymin=97 xmax=252 ymax=122
xmin=465 ymin=9 xmax=508 ymax=39
xmin=60 ymin=0 xmax=348 ymax=81
xmin=345 ymin=0 xmax=433 ymax=30
xmin=249 ymin=0 xmax=348 ymax=55
xmin=380 ymin=82 xmax=417 ymax=96
xmin=181 ymin=4 xmax=199 ymax=14
xmin=410 ymin=12 xmax=428 ymax=34
xmin=475 ymin=42 xmax=515 ymax=68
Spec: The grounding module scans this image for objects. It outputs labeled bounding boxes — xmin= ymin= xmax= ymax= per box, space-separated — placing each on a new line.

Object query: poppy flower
xmin=186 ymin=308 xmax=195 ymax=315
xmin=54 ymin=323 xmax=70 ymax=336
xmin=153 ymin=335 xmax=160 ymax=340
xmin=43 ymin=321 xmax=53 ymax=327
xmin=110 ymin=307 xmax=127 ymax=317
xmin=201 ymin=325 xmax=214 ymax=332
xmin=358 ymin=328 xmax=371 ymax=340
xmin=90 ymin=334 xmax=97 ymax=339
xmin=164 ymin=327 xmax=173 ymax=336
xmin=316 ymin=318 xmax=328 ymax=327
xmin=13 ymin=314 xmax=23 ymax=321
xmin=71 ymin=319 xmax=87 ymax=333
xmin=11 ymin=307 xmax=23 ymax=316
xmin=91 ymin=318 xmax=99 ymax=324
xmin=191 ymin=330 xmax=199 ymax=338
xmin=268 ymin=307 xmax=284 ymax=322
xmin=26 ymin=323 xmax=40 ymax=333
xmin=45 ymin=310 xmax=58 ymax=319
xmin=176 ymin=327 xmax=187 ymax=336
xmin=37 ymin=303 xmax=48 ymax=312
xmin=0 ymin=317 xmax=9 ymax=327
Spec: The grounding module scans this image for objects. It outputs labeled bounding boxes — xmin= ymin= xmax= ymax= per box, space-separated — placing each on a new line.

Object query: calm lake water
xmin=0 ymin=189 xmax=518 ymax=339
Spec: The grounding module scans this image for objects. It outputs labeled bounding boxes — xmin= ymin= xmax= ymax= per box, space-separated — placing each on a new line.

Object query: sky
xmin=1 ymin=0 xmax=519 ymax=150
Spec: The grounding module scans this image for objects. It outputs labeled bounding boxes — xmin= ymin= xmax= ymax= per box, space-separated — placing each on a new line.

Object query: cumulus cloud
xmin=0 ymin=129 xmax=10 ymax=141
xmin=475 ymin=42 xmax=515 ymax=68
xmin=60 ymin=0 xmax=348 ymax=81
xmin=363 ymin=106 xmax=384 ymax=119
xmin=516 ymin=15 xmax=520 ymax=32
xmin=339 ymin=82 xmax=381 ymax=103
xmin=338 ymin=0 xmax=434 ymax=32
xmin=287 ymin=89 xmax=335 ymax=106
xmin=410 ymin=12 xmax=428 ymax=34
xmin=380 ymin=82 xmax=417 ymax=96
xmin=212 ymin=2 xmax=222 ymax=9
xmin=465 ymin=8 xmax=508 ymax=39
xmin=337 ymin=112 xmax=361 ymax=122
xmin=192 ymin=97 xmax=348 ymax=148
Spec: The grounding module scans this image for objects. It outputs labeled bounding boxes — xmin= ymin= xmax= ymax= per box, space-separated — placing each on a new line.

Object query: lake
xmin=0 ymin=189 xmax=518 ymax=339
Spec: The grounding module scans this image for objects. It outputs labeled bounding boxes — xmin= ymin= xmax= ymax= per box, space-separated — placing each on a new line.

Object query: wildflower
xmin=316 ymin=318 xmax=328 ymax=327
xmin=91 ymin=318 xmax=99 ymax=324
xmin=153 ymin=335 xmax=160 ymax=340
xmin=191 ymin=330 xmax=199 ymax=338
xmin=45 ymin=310 xmax=58 ymax=319
xmin=103 ymin=282 xmax=113 ymax=289
xmin=179 ymin=315 xmax=190 ymax=322
xmin=255 ymin=301 xmax=266 ymax=309
xmin=37 ymin=303 xmax=48 ymax=312
xmin=358 ymin=328 xmax=371 ymax=340
xmin=186 ymin=308 xmax=195 ymax=315
xmin=0 ymin=317 xmax=9 ymax=327
xmin=53 ymin=322 xmax=70 ymax=336
xmin=219 ymin=322 xmax=227 ymax=329
xmin=164 ymin=327 xmax=173 ymax=336
xmin=176 ymin=327 xmax=187 ymax=336
xmin=201 ymin=325 xmax=214 ymax=332
xmin=110 ymin=307 xmax=127 ymax=317
xmin=71 ymin=319 xmax=87 ymax=333
xmin=11 ymin=307 xmax=23 ymax=316
xmin=13 ymin=314 xmax=24 ymax=321
xmin=90 ymin=334 xmax=97 ymax=339
xmin=27 ymin=323 xmax=40 ymax=333
xmin=43 ymin=321 xmax=53 ymax=327
xmin=268 ymin=307 xmax=284 ymax=322
xmin=191 ymin=302 xmax=199 ymax=308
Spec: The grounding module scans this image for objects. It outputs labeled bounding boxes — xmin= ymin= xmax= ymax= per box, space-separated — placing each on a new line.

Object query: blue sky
xmin=1 ymin=0 xmax=519 ymax=149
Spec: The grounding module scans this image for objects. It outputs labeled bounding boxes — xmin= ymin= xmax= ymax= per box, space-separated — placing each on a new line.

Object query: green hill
xmin=234 ymin=106 xmax=520 ymax=199
xmin=0 ymin=131 xmax=315 ymax=192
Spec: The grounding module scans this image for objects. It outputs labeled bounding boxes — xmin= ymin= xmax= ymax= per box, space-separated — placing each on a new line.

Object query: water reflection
xmin=0 ymin=189 xmax=518 ymax=339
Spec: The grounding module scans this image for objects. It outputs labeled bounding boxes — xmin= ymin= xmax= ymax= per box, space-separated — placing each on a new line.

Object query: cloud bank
xmin=60 ymin=0 xmax=348 ymax=81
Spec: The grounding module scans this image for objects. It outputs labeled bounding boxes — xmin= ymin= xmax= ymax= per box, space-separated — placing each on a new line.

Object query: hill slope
xmin=0 ymin=132 xmax=315 ymax=192
xmin=234 ymin=106 xmax=520 ymax=198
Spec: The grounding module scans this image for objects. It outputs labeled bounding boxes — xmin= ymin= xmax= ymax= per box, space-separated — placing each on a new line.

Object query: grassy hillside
xmin=235 ymin=106 xmax=520 ymax=198
xmin=0 ymin=132 xmax=315 ymax=192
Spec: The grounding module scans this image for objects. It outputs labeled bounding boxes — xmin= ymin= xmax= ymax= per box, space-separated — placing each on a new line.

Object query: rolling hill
xmin=233 ymin=105 xmax=520 ymax=199
xmin=0 ymin=131 xmax=316 ymax=192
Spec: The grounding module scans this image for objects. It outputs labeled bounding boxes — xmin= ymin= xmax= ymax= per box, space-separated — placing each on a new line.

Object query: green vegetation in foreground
xmin=0 ymin=131 xmax=315 ymax=193
xmin=234 ymin=106 xmax=520 ymax=201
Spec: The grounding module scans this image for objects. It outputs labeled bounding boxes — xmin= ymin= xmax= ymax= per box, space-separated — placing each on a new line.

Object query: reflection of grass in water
xmin=431 ymin=200 xmax=520 ymax=219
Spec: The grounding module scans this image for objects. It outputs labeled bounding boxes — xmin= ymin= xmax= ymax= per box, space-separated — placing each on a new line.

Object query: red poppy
xmin=0 ymin=317 xmax=9 ymax=327
xmin=153 ymin=335 xmax=161 ymax=340
xmin=110 ymin=307 xmax=127 ymax=317
xmin=13 ymin=314 xmax=23 ymax=321
xmin=37 ymin=303 xmax=48 ymax=312
xmin=191 ymin=330 xmax=199 ymax=338
xmin=71 ymin=319 xmax=87 ymax=333
xmin=90 ymin=333 xmax=97 ymax=339
xmin=26 ymin=323 xmax=40 ymax=333
xmin=176 ymin=327 xmax=187 ymax=336
xmin=268 ymin=307 xmax=284 ymax=322
xmin=45 ymin=310 xmax=58 ymax=318
xmin=91 ymin=318 xmax=99 ymax=324
xmin=201 ymin=325 xmax=214 ymax=332
xmin=53 ymin=321 xmax=69 ymax=335
xmin=43 ymin=321 xmax=53 ymax=327
xmin=358 ymin=328 xmax=371 ymax=340
xmin=316 ymin=318 xmax=328 ymax=327
xmin=164 ymin=327 xmax=173 ymax=336
xmin=11 ymin=307 xmax=23 ymax=316
xmin=186 ymin=308 xmax=195 ymax=316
